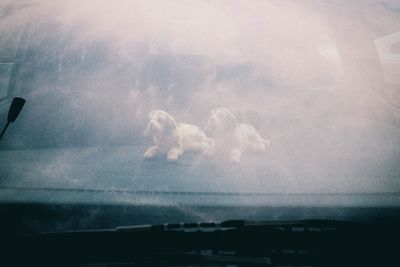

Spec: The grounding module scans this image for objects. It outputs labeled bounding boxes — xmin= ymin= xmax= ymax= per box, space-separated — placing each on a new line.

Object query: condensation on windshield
xmin=0 ymin=0 xmax=400 ymax=200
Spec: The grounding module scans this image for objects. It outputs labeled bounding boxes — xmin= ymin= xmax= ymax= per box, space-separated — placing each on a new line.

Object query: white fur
xmin=205 ymin=107 xmax=270 ymax=163
xmin=143 ymin=110 xmax=213 ymax=161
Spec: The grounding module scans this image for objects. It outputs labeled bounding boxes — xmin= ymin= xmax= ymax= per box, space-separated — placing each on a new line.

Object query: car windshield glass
xmin=0 ymin=0 xmax=400 ymax=206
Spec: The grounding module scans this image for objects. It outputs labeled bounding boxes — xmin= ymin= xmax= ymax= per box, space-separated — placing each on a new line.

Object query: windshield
xmin=0 ymin=0 xmax=400 ymax=207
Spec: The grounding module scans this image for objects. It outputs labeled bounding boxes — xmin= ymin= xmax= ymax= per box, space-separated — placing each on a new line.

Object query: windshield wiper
xmin=4 ymin=219 xmax=399 ymax=267
xmin=0 ymin=97 xmax=25 ymax=140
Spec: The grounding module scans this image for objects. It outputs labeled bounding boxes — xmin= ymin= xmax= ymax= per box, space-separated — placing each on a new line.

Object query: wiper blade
xmin=115 ymin=220 xmax=238 ymax=232
xmin=35 ymin=219 xmax=363 ymax=235
xmin=5 ymin=219 xmax=399 ymax=267
xmin=152 ymin=252 xmax=272 ymax=266
xmin=113 ymin=219 xmax=368 ymax=233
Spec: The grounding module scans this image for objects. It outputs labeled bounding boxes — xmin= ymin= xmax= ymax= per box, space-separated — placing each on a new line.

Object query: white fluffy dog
xmin=205 ymin=107 xmax=270 ymax=163
xmin=143 ymin=110 xmax=213 ymax=161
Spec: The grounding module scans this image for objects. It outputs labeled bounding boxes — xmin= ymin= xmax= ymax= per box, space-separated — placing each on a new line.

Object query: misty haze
xmin=0 ymin=0 xmax=400 ymax=204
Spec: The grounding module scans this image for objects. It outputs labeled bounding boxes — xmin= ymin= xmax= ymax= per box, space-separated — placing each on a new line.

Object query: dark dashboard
xmin=2 ymin=201 xmax=400 ymax=267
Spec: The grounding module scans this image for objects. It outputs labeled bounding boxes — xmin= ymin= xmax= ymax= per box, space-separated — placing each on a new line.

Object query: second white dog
xmin=143 ymin=110 xmax=213 ymax=161
xmin=205 ymin=107 xmax=270 ymax=163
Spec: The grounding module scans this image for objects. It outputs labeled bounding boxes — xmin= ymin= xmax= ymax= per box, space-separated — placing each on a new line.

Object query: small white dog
xmin=143 ymin=110 xmax=213 ymax=161
xmin=205 ymin=107 xmax=270 ymax=163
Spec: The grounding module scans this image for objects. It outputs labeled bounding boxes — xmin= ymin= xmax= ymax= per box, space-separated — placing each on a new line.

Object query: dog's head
xmin=205 ymin=107 xmax=238 ymax=137
xmin=143 ymin=110 xmax=178 ymax=137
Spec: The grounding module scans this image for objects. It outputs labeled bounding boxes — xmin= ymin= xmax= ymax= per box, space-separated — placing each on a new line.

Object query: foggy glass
xmin=0 ymin=0 xmax=399 ymax=204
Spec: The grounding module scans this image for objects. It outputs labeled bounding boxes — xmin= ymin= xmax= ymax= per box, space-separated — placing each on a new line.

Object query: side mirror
xmin=0 ymin=97 xmax=26 ymax=140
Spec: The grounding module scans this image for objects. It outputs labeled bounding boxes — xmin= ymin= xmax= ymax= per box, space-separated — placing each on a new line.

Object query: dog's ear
xmin=164 ymin=114 xmax=177 ymax=135
xmin=221 ymin=111 xmax=238 ymax=132
xmin=143 ymin=124 xmax=151 ymax=137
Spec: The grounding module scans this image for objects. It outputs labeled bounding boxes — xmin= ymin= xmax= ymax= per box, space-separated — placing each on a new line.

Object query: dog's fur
xmin=205 ymin=107 xmax=270 ymax=163
xmin=143 ymin=110 xmax=213 ymax=161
